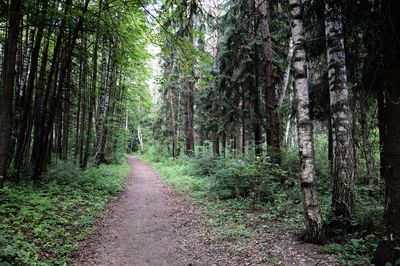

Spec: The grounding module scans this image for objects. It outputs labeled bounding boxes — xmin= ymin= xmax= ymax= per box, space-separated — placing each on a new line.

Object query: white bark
xmin=290 ymin=0 xmax=325 ymax=243
xmin=278 ymin=38 xmax=294 ymax=107
xmin=137 ymin=125 xmax=144 ymax=154
xmin=125 ymin=104 xmax=129 ymax=130
xmin=325 ymin=0 xmax=355 ymax=223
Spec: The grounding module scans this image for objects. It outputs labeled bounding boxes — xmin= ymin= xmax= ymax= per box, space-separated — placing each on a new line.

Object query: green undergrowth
xmin=141 ymin=153 xmax=304 ymax=242
xmin=320 ymin=234 xmax=378 ymax=265
xmin=0 ymin=160 xmax=129 ymax=266
xmin=142 ymin=145 xmax=384 ymax=264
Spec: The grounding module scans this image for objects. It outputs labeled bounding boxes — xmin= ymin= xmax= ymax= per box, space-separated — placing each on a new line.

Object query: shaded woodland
xmin=0 ymin=0 xmax=400 ymax=265
xmin=151 ymin=0 xmax=400 ymax=264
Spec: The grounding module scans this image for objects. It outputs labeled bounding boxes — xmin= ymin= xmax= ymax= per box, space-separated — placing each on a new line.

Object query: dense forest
xmin=0 ymin=0 xmax=399 ymax=265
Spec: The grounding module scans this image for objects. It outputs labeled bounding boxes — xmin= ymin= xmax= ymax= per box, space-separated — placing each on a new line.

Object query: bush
xmin=192 ymin=152 xmax=218 ymax=176
xmin=144 ymin=143 xmax=170 ymax=162
xmin=192 ymin=155 xmax=287 ymax=203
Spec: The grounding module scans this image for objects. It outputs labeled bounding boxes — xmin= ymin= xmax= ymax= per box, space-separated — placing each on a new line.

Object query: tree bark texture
xmin=94 ymin=40 xmax=110 ymax=166
xmin=256 ymin=0 xmax=281 ymax=164
xmin=325 ymin=0 xmax=355 ymax=229
xmin=168 ymin=90 xmax=178 ymax=158
xmin=290 ymin=0 xmax=325 ymax=243
xmin=0 ymin=0 xmax=22 ymax=188
xmin=183 ymin=81 xmax=195 ymax=156
xmin=252 ymin=3 xmax=262 ymax=157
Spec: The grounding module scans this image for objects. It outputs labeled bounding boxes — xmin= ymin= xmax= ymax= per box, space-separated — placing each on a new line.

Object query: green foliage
xmin=146 ymin=156 xmax=210 ymax=199
xmin=207 ymin=156 xmax=286 ymax=202
xmin=142 ymin=152 xmax=303 ymax=241
xmin=352 ymin=186 xmax=384 ymax=235
xmin=321 ymin=234 xmax=378 ymax=265
xmin=0 ymin=161 xmax=129 ymax=265
xmin=205 ymin=199 xmax=254 ymax=241
xmin=143 ymin=143 xmax=172 ymax=163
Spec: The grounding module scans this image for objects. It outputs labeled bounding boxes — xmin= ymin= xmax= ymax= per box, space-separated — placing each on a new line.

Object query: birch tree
xmin=325 ymin=0 xmax=355 ymax=230
xmin=290 ymin=0 xmax=325 ymax=243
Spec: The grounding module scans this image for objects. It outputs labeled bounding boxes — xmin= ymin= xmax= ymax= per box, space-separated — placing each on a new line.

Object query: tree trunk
xmin=137 ymin=125 xmax=144 ymax=154
xmin=290 ymin=0 xmax=325 ymax=243
xmin=61 ymin=66 xmax=71 ymax=160
xmin=236 ymin=94 xmax=244 ymax=155
xmin=211 ymin=131 xmax=219 ymax=157
xmin=252 ymin=2 xmax=262 ymax=157
xmin=168 ymin=90 xmax=178 ymax=157
xmin=31 ymin=27 xmax=52 ymax=171
xmin=32 ymin=0 xmax=89 ymax=179
xmin=75 ymin=60 xmax=83 ymax=161
xmin=325 ymin=0 xmax=355 ymax=231
xmin=82 ymin=31 xmax=99 ymax=168
xmin=183 ymin=77 xmax=195 ymax=156
xmin=94 ymin=42 xmax=109 ymax=166
xmin=222 ymin=131 xmax=226 ymax=158
xmin=359 ymin=92 xmax=376 ymax=186
xmin=372 ymin=0 xmax=400 ymax=264
xmin=13 ymin=0 xmax=48 ymax=174
xmin=0 ymin=0 xmax=22 ymax=188
xmin=278 ymin=38 xmax=294 ymax=107
xmin=79 ymin=32 xmax=88 ymax=166
xmin=257 ymin=0 xmax=281 ymax=164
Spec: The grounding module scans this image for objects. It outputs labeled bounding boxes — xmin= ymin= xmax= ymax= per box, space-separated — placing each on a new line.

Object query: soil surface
xmin=73 ymin=156 xmax=337 ymax=266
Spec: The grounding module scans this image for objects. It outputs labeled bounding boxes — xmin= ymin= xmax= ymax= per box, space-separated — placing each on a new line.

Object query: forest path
xmin=73 ymin=156 xmax=337 ymax=266
xmin=73 ymin=156 xmax=224 ymax=266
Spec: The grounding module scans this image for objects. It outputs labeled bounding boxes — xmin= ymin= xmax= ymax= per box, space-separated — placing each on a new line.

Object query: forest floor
xmin=72 ymin=156 xmax=338 ymax=266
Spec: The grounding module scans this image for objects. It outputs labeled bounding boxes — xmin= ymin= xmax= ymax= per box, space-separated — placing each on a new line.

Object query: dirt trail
xmin=73 ymin=156 xmax=222 ymax=266
xmin=73 ymin=156 xmax=337 ymax=266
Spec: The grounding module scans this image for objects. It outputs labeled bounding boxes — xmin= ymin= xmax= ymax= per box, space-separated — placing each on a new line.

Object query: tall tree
xmin=94 ymin=37 xmax=111 ymax=166
xmin=325 ymin=0 xmax=355 ymax=230
xmin=290 ymin=0 xmax=325 ymax=243
xmin=372 ymin=0 xmax=400 ymax=264
xmin=0 ymin=0 xmax=22 ymax=188
xmin=182 ymin=1 xmax=197 ymax=157
xmin=257 ymin=0 xmax=281 ymax=164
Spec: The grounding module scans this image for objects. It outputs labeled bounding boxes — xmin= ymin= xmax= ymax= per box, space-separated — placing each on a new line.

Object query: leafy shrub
xmin=192 ymin=152 xmax=218 ymax=176
xmin=321 ymin=234 xmax=378 ymax=265
xmin=144 ymin=143 xmax=170 ymax=162
xmin=208 ymin=156 xmax=287 ymax=202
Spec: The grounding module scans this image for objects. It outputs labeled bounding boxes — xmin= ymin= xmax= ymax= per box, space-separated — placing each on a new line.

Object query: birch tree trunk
xmin=325 ymin=0 xmax=355 ymax=230
xmin=278 ymin=38 xmax=294 ymax=107
xmin=289 ymin=0 xmax=325 ymax=243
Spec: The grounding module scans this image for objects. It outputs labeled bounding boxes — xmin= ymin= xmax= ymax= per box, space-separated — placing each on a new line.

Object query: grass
xmin=0 ymin=160 xmax=129 ymax=266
